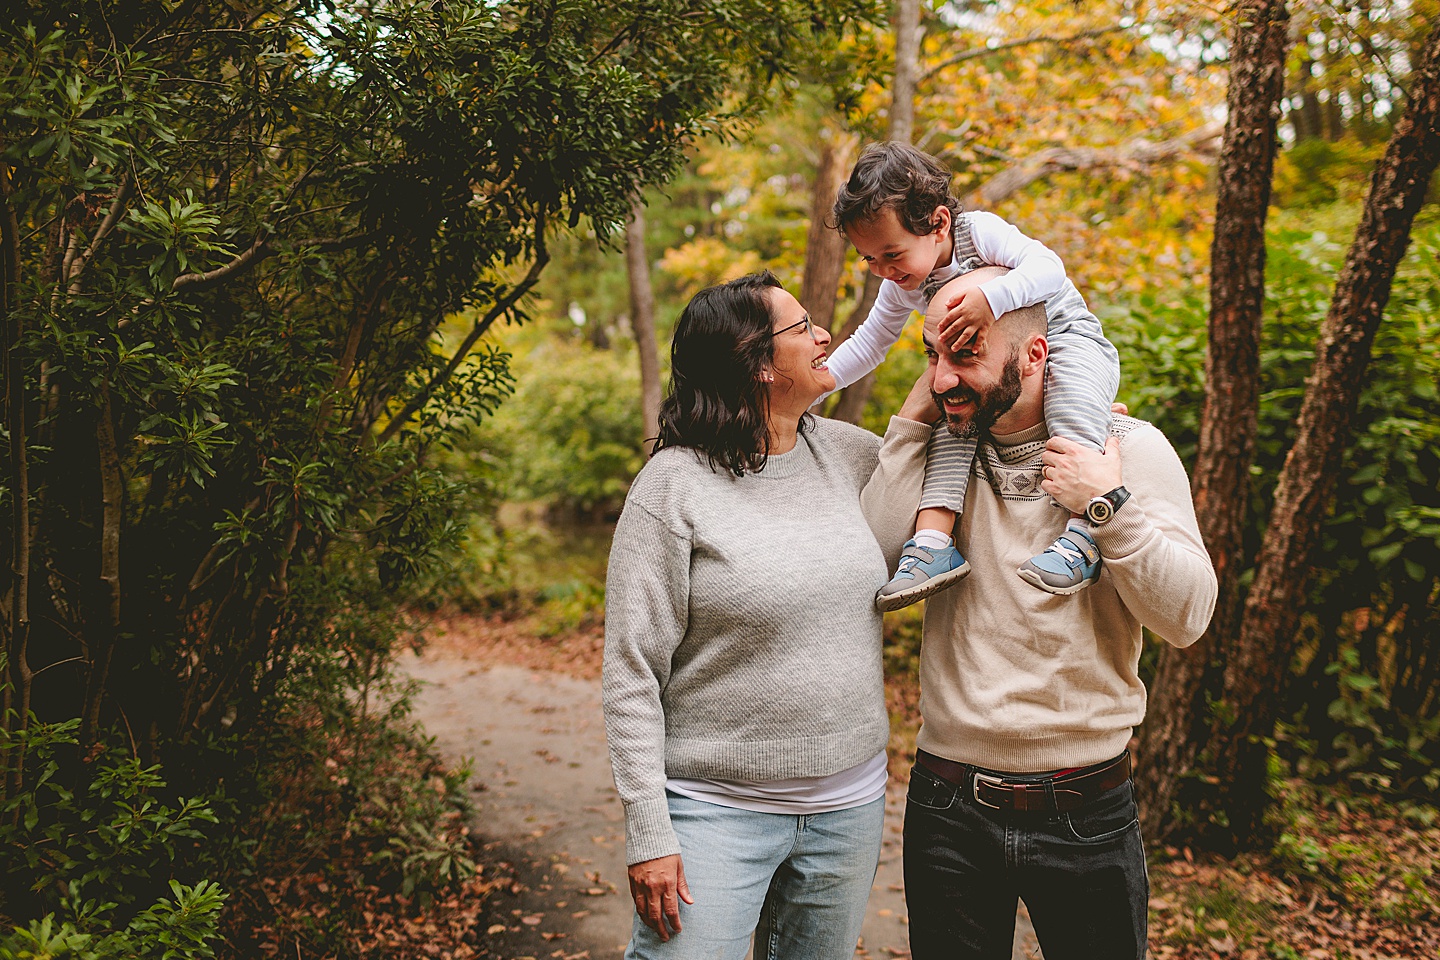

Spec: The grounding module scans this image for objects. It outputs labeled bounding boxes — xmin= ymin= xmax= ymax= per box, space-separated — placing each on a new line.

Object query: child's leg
xmin=915 ymin=507 xmax=956 ymax=545
xmin=1018 ymin=331 xmax=1121 ymax=595
xmin=1040 ymin=329 xmax=1119 ymax=452
xmin=876 ymin=425 xmax=977 ymax=612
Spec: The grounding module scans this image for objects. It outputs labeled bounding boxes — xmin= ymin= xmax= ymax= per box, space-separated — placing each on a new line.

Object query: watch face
xmin=1087 ymin=499 xmax=1114 ymax=524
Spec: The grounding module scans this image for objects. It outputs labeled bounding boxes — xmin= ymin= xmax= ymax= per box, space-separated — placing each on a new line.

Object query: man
xmin=862 ymin=267 xmax=1217 ymax=959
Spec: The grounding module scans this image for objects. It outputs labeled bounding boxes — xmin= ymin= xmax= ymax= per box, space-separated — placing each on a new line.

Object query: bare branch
xmin=924 ymin=24 xmax=1137 ymax=81
xmin=52 ymin=223 xmax=81 ymax=311
xmin=1318 ymin=0 xmax=1406 ymax=96
xmin=965 ymin=122 xmax=1224 ymax=207
xmin=377 ymin=231 xmax=550 ymax=445
xmin=170 ymin=231 xmax=272 ymax=291
xmin=80 ymin=381 xmax=124 ymax=754
xmin=170 ymin=145 xmax=351 ymax=293
xmin=67 ymin=175 xmax=135 ymax=294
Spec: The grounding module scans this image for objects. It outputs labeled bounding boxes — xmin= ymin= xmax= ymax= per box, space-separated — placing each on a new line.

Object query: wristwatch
xmin=1084 ymin=486 xmax=1130 ymax=525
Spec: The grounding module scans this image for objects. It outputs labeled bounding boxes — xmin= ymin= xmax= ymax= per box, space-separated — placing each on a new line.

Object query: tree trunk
xmin=826 ymin=274 xmax=882 ymax=423
xmin=1216 ymin=21 xmax=1440 ymax=845
xmin=1291 ymin=57 xmax=1324 ymax=141
xmin=826 ymin=0 xmax=920 ymax=422
xmin=80 ymin=382 xmax=123 ymax=756
xmin=1 ymin=165 xmax=33 ymax=807
xmin=800 ymin=132 xmax=857 ymax=334
xmin=626 ymin=200 xmax=662 ymax=456
xmin=1136 ymin=0 xmax=1290 ymax=841
xmin=888 ymin=0 xmax=921 ymax=146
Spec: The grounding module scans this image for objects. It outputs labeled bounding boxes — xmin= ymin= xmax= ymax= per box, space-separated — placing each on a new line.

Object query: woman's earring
xmin=761 ymin=371 xmax=775 ymax=383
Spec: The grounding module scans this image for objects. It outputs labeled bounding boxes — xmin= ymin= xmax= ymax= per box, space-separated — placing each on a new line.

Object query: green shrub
xmin=0 ymin=720 xmax=223 ymax=958
xmin=1105 ymin=208 xmax=1440 ymax=799
xmin=479 ymin=328 xmax=646 ymax=516
xmin=0 ymin=882 xmax=226 ymax=960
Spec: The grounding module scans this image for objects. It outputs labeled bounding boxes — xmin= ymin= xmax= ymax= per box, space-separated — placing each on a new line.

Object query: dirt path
xmin=402 ymin=627 xmax=1040 ymax=959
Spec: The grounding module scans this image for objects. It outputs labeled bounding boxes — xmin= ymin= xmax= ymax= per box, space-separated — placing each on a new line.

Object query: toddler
xmin=823 ymin=142 xmax=1120 ymax=611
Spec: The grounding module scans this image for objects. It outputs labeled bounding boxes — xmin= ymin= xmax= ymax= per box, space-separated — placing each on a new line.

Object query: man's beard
xmin=932 ymin=352 xmax=1023 ymax=436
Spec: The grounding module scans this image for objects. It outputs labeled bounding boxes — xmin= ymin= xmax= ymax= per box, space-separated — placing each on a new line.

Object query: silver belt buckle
xmin=972 ymin=771 xmax=1006 ymax=810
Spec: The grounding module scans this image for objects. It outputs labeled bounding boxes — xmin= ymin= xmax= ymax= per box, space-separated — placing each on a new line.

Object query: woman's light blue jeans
xmin=625 ymin=793 xmax=885 ymax=960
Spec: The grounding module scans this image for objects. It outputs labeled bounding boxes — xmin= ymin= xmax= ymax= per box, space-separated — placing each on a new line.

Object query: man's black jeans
xmin=903 ymin=761 xmax=1148 ymax=960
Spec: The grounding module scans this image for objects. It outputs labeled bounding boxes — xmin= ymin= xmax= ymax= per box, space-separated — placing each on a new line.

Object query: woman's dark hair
xmin=831 ymin=141 xmax=961 ymax=237
xmin=654 ymin=271 xmax=806 ymax=476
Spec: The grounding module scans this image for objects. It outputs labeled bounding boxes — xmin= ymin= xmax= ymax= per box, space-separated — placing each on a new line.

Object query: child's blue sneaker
xmin=876 ymin=540 xmax=971 ymax=612
xmin=1017 ymin=526 xmax=1102 ymax=595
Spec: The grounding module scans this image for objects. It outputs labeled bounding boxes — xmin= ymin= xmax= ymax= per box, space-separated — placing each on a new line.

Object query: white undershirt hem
xmin=665 ymin=751 xmax=888 ymax=815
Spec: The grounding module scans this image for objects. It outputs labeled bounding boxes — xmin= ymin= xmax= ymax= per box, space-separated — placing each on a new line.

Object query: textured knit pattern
xmin=862 ymin=415 xmax=1217 ymax=773
xmin=918 ymin=213 xmax=1121 ymax=514
xmin=603 ymin=417 xmax=892 ymax=865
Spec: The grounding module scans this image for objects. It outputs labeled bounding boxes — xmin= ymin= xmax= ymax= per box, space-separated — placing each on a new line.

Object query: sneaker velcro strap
xmin=1059 ymin=533 xmax=1100 ymax=565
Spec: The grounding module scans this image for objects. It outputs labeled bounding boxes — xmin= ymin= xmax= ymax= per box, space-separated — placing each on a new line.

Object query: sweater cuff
xmin=624 ymin=796 xmax=680 ymax=866
xmin=885 ymin=415 xmax=935 ymax=444
xmin=1088 ymin=495 xmax=1151 ymax=558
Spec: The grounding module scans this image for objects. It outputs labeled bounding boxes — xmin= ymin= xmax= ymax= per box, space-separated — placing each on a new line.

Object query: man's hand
xmin=628 ymin=854 xmax=693 ymax=942
xmin=937 ymin=287 xmax=995 ymax=352
xmin=897 ymin=358 xmax=940 ymax=424
xmin=1040 ymin=435 xmax=1123 ymax=515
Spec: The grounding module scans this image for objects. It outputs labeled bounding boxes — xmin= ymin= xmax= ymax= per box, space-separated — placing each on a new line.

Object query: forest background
xmin=1 ymin=0 xmax=1438 ymax=958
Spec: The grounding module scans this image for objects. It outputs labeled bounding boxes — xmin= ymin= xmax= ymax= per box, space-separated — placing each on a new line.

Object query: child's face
xmin=846 ymin=205 xmax=951 ymax=292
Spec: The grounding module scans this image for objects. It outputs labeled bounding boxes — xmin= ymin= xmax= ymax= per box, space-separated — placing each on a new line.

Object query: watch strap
xmin=1106 ymin=485 xmax=1130 ymax=512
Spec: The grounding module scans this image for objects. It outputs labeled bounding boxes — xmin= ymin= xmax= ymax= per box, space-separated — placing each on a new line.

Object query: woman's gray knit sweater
xmin=603 ymin=417 xmax=891 ymax=865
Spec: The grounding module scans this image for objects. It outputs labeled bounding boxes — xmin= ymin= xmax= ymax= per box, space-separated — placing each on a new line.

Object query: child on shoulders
xmin=822 ymin=142 xmax=1121 ymax=611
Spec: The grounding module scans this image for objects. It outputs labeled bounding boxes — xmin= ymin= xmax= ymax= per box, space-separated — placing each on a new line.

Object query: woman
xmin=603 ymin=271 xmax=909 ymax=959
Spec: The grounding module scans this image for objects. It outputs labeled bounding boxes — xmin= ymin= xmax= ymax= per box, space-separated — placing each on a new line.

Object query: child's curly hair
xmin=831 ymin=141 xmax=962 ymax=237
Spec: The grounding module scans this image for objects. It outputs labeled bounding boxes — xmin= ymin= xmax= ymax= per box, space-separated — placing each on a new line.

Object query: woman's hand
xmin=628 ymin=854 xmax=694 ymax=941
xmin=897 ymin=359 xmax=940 ymax=425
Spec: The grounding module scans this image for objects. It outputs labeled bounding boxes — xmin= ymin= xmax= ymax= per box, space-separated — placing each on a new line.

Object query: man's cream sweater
xmin=862 ymin=415 xmax=1217 ymax=773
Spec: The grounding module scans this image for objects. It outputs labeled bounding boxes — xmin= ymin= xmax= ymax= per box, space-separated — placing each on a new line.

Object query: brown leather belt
xmin=914 ymin=749 xmax=1132 ymax=814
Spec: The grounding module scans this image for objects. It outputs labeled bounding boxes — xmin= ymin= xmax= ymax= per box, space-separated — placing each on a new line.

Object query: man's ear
xmin=1022 ymin=334 xmax=1049 ymax=375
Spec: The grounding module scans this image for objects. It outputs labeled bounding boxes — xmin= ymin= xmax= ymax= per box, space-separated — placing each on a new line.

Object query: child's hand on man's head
xmin=938 ymin=287 xmax=995 ymax=352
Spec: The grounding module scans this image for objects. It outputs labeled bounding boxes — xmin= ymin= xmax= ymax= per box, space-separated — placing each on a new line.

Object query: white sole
xmin=1015 ymin=566 xmax=1096 ymax=596
xmin=875 ymin=562 xmax=972 ymax=613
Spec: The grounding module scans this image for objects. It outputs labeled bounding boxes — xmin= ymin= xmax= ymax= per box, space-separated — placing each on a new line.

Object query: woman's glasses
xmin=767 ymin=314 xmax=816 ymax=340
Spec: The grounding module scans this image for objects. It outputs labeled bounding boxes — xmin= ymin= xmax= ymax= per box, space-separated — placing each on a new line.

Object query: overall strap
xmin=952 ymin=210 xmax=979 ymax=263
xmin=921 ymin=211 xmax=980 ymax=304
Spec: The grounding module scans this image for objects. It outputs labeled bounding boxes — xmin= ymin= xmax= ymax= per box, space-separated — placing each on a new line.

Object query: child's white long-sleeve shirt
xmin=823 ymin=210 xmax=1066 ymax=395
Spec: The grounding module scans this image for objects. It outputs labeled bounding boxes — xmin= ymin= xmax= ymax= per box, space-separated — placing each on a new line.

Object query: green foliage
xmin=2 ymin=0 xmax=884 ymax=949
xmin=1104 ymin=206 xmax=1440 ymax=799
xmin=530 ymin=578 xmax=608 ymax=637
xmin=0 ymin=722 xmax=223 ymax=958
xmin=1273 ymin=139 xmax=1387 ymax=208
xmin=479 ymin=327 xmax=646 ymax=514
xmin=0 ymin=881 xmax=226 ymax=960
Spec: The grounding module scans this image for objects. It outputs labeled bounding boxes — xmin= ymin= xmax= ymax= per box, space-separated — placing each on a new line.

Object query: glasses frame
xmin=766 ymin=314 xmax=815 ymax=340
